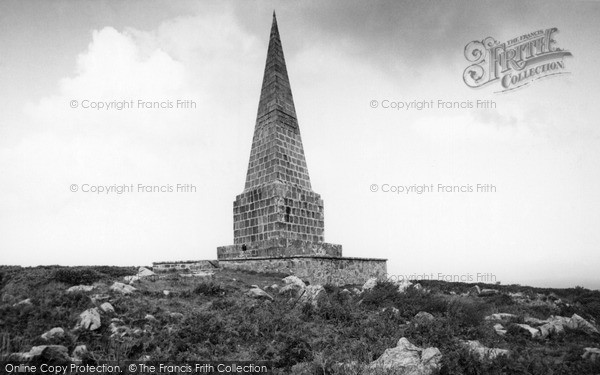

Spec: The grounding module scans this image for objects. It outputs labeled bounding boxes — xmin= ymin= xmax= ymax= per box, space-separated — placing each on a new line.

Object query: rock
xmin=246 ymin=287 xmax=273 ymax=301
xmin=109 ymin=322 xmax=130 ymax=337
xmin=90 ymin=294 xmax=110 ymax=304
xmin=110 ymin=282 xmax=136 ymax=295
xmin=462 ymin=340 xmax=509 ymax=360
xmin=362 ymin=277 xmax=378 ymax=291
xmin=524 ymin=317 xmax=548 ymax=325
xmin=71 ymin=345 xmax=88 ymax=362
xmin=413 ymin=283 xmax=423 ymax=290
xmin=163 ymin=290 xmax=171 ymax=296
xmin=352 ymin=288 xmax=362 ymax=295
xmin=11 ymin=345 xmax=71 ymax=363
xmin=270 ymin=284 xmax=279 ymax=291
xmin=279 ymin=276 xmax=306 ymax=297
xmin=367 ymin=337 xmax=442 ymax=375
xmin=76 ymin=308 xmax=101 ymax=331
xmin=479 ymin=289 xmax=499 ymax=297
xmin=99 ymin=302 xmax=115 ymax=314
xmin=468 ymin=285 xmax=481 ymax=296
xmin=515 ymin=324 xmax=540 ymax=338
xmin=169 ymin=312 xmax=184 ymax=320
xmin=13 ymin=298 xmax=32 ymax=307
xmin=67 ymin=285 xmax=95 ymax=293
xmin=413 ymin=311 xmax=435 ymax=326
xmin=138 ymin=267 xmax=155 ymax=277
xmin=493 ymin=323 xmax=507 ymax=336
xmin=139 ymin=355 xmax=151 ymax=361
xmin=396 ymin=279 xmax=413 ymax=293
xmin=582 ymin=347 xmax=600 ymax=362
xmin=282 ymin=275 xmax=306 ymax=289
xmin=299 ymin=285 xmax=325 ymax=306
xmin=145 ymin=314 xmax=157 ymax=322
xmin=485 ymin=313 xmax=517 ymax=321
xmin=41 ymin=327 xmax=65 ymax=341
xmin=571 ymin=313 xmax=599 ymax=335
xmin=124 ymin=275 xmax=140 ymax=284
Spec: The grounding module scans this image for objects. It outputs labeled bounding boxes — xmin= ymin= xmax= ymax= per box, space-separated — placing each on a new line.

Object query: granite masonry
xmin=154 ymin=12 xmax=387 ymax=285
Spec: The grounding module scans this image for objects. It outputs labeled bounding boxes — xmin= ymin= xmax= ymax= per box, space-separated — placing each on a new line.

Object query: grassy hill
xmin=1 ymin=265 xmax=599 ymax=374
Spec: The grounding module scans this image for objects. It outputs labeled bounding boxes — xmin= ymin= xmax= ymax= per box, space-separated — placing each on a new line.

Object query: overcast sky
xmin=1 ymin=0 xmax=599 ymax=289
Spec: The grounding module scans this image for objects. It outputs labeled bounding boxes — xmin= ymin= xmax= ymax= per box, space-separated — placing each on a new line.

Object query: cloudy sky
xmin=1 ymin=1 xmax=599 ymax=289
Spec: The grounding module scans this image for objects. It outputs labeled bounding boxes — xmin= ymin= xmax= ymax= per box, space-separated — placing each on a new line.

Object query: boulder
xmin=362 ymin=277 xmax=378 ymax=291
xmin=110 ymin=282 xmax=136 ymax=295
xmin=11 ymin=345 xmax=71 ymax=363
xmin=468 ymin=285 xmax=481 ymax=296
xmin=279 ymin=276 xmax=306 ymax=297
xmin=396 ymin=279 xmax=413 ymax=293
xmin=571 ymin=314 xmax=599 ymax=335
xmin=67 ymin=285 xmax=95 ymax=293
xmin=462 ymin=340 xmax=509 ymax=360
xmin=169 ymin=312 xmax=184 ymax=320
xmin=515 ymin=324 xmax=540 ymax=338
xmin=413 ymin=283 xmax=423 ymax=290
xmin=163 ymin=290 xmax=171 ymax=296
xmin=41 ymin=327 xmax=65 ymax=341
xmin=138 ymin=267 xmax=155 ymax=277
xmin=13 ymin=298 xmax=32 ymax=308
xmin=523 ymin=317 xmax=548 ymax=325
xmin=124 ymin=275 xmax=140 ymax=284
xmin=582 ymin=347 xmax=600 ymax=362
xmin=71 ymin=345 xmax=88 ymax=362
xmin=76 ymin=308 xmax=101 ymax=331
xmin=145 ymin=314 xmax=157 ymax=322
xmin=493 ymin=323 xmax=507 ymax=336
xmin=485 ymin=313 xmax=517 ymax=321
xmin=367 ymin=337 xmax=442 ymax=375
xmin=90 ymin=294 xmax=110 ymax=304
xmin=246 ymin=286 xmax=273 ymax=301
xmin=99 ymin=302 xmax=115 ymax=314
xmin=299 ymin=285 xmax=325 ymax=306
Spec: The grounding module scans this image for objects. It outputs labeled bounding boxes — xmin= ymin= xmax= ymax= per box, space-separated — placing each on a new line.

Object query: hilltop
xmin=1 ymin=265 xmax=599 ymax=374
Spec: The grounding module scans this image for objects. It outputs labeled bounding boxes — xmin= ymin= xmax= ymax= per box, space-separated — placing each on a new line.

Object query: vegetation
xmin=0 ymin=265 xmax=599 ymax=374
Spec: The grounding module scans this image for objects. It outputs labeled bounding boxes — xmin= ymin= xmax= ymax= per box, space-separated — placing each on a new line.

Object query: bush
xmin=52 ymin=268 xmax=103 ymax=285
xmin=193 ymin=282 xmax=224 ymax=296
xmin=447 ymin=297 xmax=487 ymax=328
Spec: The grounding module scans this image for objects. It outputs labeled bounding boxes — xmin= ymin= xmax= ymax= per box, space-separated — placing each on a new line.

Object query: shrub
xmin=52 ymin=268 xmax=103 ymax=285
xmin=193 ymin=282 xmax=224 ymax=296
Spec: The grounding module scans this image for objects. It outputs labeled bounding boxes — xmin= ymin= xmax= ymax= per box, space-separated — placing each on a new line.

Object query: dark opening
xmin=285 ymin=206 xmax=291 ymax=222
xmin=241 ymin=244 xmax=247 ymax=251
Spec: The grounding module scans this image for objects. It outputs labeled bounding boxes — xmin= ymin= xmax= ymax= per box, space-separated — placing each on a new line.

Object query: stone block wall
xmin=219 ymin=256 xmax=387 ymax=286
xmin=217 ymin=240 xmax=342 ymax=260
xmin=153 ymin=260 xmax=219 ymax=273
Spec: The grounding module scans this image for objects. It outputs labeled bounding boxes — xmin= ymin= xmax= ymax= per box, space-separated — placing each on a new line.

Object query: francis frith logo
xmin=463 ymin=28 xmax=572 ymax=93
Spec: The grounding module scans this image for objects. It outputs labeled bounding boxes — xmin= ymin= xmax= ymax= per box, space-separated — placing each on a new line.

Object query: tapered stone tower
xmin=217 ymin=12 xmax=342 ymax=259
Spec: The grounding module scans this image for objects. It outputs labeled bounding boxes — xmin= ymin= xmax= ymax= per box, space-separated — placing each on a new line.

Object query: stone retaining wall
xmin=153 ymin=260 xmax=219 ymax=273
xmin=219 ymin=256 xmax=387 ymax=286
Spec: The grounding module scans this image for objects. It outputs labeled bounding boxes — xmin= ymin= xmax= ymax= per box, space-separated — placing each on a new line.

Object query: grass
xmin=0 ymin=265 xmax=599 ymax=374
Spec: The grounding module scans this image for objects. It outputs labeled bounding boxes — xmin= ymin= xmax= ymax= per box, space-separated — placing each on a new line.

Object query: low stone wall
xmin=219 ymin=256 xmax=386 ymax=286
xmin=217 ymin=240 xmax=342 ymax=260
xmin=153 ymin=260 xmax=219 ymax=273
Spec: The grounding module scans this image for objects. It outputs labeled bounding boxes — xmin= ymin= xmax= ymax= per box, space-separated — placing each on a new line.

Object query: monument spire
xmin=244 ymin=11 xmax=311 ymax=191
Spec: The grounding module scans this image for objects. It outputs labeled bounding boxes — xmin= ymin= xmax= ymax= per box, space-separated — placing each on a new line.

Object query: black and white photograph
xmin=1 ymin=1 xmax=599 ymax=374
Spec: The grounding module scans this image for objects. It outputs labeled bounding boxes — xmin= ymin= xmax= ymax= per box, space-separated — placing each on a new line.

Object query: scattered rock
xmin=279 ymin=276 xmax=306 ymax=297
xmin=362 ymin=277 xmax=378 ymax=291
xmin=493 ymin=323 xmax=507 ymax=336
xmin=139 ymin=355 xmax=152 ymax=361
xmin=110 ymin=282 xmax=136 ymax=295
xmin=413 ymin=283 xmax=423 ymax=290
xmin=90 ymin=294 xmax=110 ymax=304
xmin=138 ymin=267 xmax=155 ymax=277
xmin=109 ymin=322 xmax=130 ymax=338
xmin=300 ymin=285 xmax=325 ymax=306
xmin=11 ymin=345 xmax=71 ymax=363
xmin=99 ymin=302 xmax=115 ymax=314
xmin=71 ymin=345 xmax=88 ymax=362
xmin=13 ymin=298 xmax=32 ymax=307
xmin=462 ymin=340 xmax=509 ymax=360
xmin=67 ymin=285 xmax=95 ymax=293
xmin=163 ymin=290 xmax=171 ymax=297
xmin=396 ymin=279 xmax=413 ymax=293
xmin=524 ymin=317 xmax=548 ymax=325
xmin=367 ymin=337 xmax=442 ymax=375
xmin=485 ymin=313 xmax=517 ymax=321
xmin=145 ymin=314 xmax=157 ymax=322
xmin=352 ymin=287 xmax=362 ymax=295
xmin=124 ymin=275 xmax=140 ymax=284
xmin=270 ymin=284 xmax=279 ymax=291
xmin=41 ymin=327 xmax=65 ymax=341
xmin=169 ymin=312 xmax=184 ymax=320
xmin=468 ymin=285 xmax=481 ymax=296
xmin=582 ymin=347 xmax=600 ymax=362
xmin=76 ymin=308 xmax=101 ymax=331
xmin=246 ymin=286 xmax=274 ymax=301
xmin=571 ymin=313 xmax=599 ymax=335
xmin=515 ymin=324 xmax=540 ymax=338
